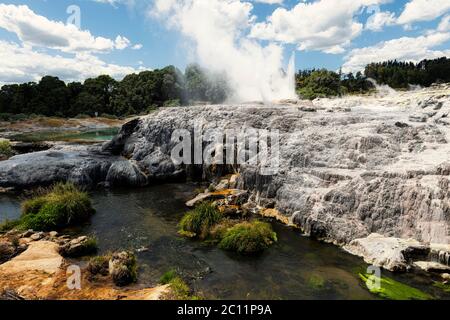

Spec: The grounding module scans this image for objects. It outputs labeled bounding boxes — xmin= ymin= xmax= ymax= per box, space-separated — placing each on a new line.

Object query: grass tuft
xmin=19 ymin=182 xmax=95 ymax=231
xmin=218 ymin=220 xmax=277 ymax=255
xmin=178 ymin=202 xmax=222 ymax=239
xmin=160 ymin=272 xmax=202 ymax=300
xmin=160 ymin=269 xmax=178 ymax=285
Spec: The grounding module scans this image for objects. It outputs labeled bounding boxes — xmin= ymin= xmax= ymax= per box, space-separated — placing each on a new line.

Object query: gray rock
xmin=60 ymin=236 xmax=97 ymax=258
xmin=30 ymin=232 xmax=44 ymax=241
xmin=414 ymin=261 xmax=450 ymax=273
xmin=344 ymin=234 xmax=425 ymax=272
xmin=109 ymin=251 xmax=137 ymax=287
xmin=0 ymin=240 xmax=16 ymax=263
xmin=106 ymin=160 xmax=147 ymax=187
xmin=0 ymin=145 xmax=116 ymax=189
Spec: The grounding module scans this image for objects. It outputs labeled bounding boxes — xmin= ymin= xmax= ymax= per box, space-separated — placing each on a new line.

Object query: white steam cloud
xmin=150 ymin=0 xmax=297 ymax=103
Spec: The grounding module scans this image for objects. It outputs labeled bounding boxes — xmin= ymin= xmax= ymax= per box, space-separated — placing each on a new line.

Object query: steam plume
xmin=151 ymin=0 xmax=297 ymax=103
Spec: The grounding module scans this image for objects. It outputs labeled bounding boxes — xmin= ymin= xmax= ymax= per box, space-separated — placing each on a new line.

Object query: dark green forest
xmin=0 ymin=64 xmax=229 ymax=119
xmin=0 ymin=57 xmax=449 ymax=119
xmin=364 ymin=57 xmax=450 ymax=88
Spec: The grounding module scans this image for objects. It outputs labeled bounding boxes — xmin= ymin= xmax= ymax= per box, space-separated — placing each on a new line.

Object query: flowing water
xmin=1 ymin=184 xmax=449 ymax=300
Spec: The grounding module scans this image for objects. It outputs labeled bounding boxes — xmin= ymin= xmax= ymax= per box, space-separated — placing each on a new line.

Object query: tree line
xmin=364 ymin=57 xmax=450 ymax=88
xmin=0 ymin=57 xmax=449 ymax=119
xmin=295 ymin=57 xmax=450 ymax=99
xmin=0 ymin=64 xmax=229 ymax=118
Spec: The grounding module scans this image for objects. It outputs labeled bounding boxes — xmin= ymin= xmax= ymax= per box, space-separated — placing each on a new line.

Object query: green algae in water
xmin=308 ymin=274 xmax=326 ymax=290
xmin=359 ymin=273 xmax=433 ymax=300
xmin=433 ymin=281 xmax=450 ymax=293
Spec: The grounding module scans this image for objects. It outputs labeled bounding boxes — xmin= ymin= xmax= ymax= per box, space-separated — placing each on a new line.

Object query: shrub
xmin=179 ymin=202 xmax=222 ymax=239
xmin=0 ymin=139 xmax=13 ymax=158
xmin=20 ymin=182 xmax=95 ymax=231
xmin=219 ymin=221 xmax=277 ymax=255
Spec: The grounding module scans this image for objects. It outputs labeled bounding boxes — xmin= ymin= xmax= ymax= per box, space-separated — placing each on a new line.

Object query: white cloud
xmin=252 ymin=0 xmax=283 ymax=4
xmin=342 ymin=32 xmax=450 ymax=72
xmin=250 ymin=0 xmax=390 ymax=54
xmin=438 ymin=15 xmax=450 ymax=32
xmin=0 ymin=4 xmax=134 ymax=53
xmin=366 ymin=11 xmax=396 ymax=31
xmin=114 ymin=35 xmax=131 ymax=50
xmin=131 ymin=43 xmax=143 ymax=50
xmin=0 ymin=40 xmax=139 ymax=85
xmin=397 ymin=0 xmax=450 ymax=25
xmin=0 ymin=4 xmax=144 ymax=84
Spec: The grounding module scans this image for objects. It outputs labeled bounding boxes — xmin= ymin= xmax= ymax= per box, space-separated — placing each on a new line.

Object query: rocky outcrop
xmin=101 ymin=86 xmax=450 ymax=247
xmin=0 ymin=241 xmax=63 ymax=275
xmin=344 ymin=234 xmax=429 ymax=272
xmin=1 ymin=86 xmax=449 ymax=252
xmin=0 ymin=145 xmax=117 ymax=189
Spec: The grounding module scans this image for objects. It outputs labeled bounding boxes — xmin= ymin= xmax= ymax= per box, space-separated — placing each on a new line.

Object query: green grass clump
xmin=0 ymin=139 xmax=13 ymax=158
xmin=218 ymin=220 xmax=277 ymax=255
xmin=161 ymin=274 xmax=201 ymax=300
xmin=160 ymin=269 xmax=178 ymax=285
xmin=359 ymin=273 xmax=433 ymax=300
xmin=179 ymin=202 xmax=222 ymax=239
xmin=20 ymin=183 xmax=95 ymax=231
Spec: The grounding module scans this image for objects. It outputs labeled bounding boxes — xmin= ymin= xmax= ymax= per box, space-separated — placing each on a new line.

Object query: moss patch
xmin=359 ymin=273 xmax=433 ymax=300
xmin=219 ymin=221 xmax=277 ymax=255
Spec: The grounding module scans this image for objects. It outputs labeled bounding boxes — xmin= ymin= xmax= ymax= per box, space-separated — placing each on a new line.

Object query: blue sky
xmin=0 ymin=0 xmax=448 ymax=84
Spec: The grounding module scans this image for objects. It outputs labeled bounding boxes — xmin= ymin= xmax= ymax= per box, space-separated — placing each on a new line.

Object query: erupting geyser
xmin=151 ymin=0 xmax=298 ymax=103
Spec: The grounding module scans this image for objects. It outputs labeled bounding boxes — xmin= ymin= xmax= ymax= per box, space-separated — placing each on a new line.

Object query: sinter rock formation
xmin=1 ymin=84 xmax=449 ymax=270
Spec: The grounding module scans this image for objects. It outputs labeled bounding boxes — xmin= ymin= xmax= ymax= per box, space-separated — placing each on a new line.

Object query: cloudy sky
xmin=0 ymin=0 xmax=449 ymax=84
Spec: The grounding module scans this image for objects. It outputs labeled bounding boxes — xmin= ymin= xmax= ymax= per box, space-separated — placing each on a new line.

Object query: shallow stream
xmin=1 ymin=184 xmax=449 ymax=300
